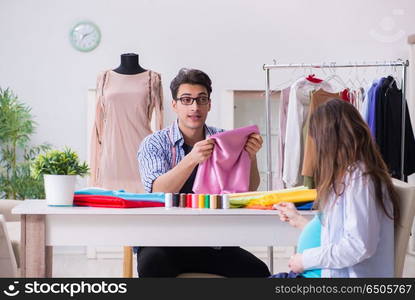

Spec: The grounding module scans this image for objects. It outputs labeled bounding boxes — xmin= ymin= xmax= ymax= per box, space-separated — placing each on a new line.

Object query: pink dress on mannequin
xmin=89 ymin=70 xmax=163 ymax=193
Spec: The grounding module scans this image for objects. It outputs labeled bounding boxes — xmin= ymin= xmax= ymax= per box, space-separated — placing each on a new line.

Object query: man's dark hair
xmin=170 ymin=68 xmax=212 ymax=99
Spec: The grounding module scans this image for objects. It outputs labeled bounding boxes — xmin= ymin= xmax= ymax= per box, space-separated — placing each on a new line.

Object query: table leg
xmin=123 ymin=246 xmax=133 ymax=278
xmin=21 ymin=214 xmax=49 ymax=277
xmin=20 ymin=215 xmax=26 ymax=277
xmin=46 ymin=246 xmax=53 ymax=277
xmin=268 ymin=246 xmax=274 ymax=274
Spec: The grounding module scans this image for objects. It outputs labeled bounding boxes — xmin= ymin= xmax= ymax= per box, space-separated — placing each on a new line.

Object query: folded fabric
xmin=73 ymin=195 xmax=164 ymax=208
xmin=229 ymin=187 xmax=309 ymax=208
xmin=193 ymin=125 xmax=259 ymax=194
xmin=245 ymin=189 xmax=317 ymax=209
xmin=295 ymin=201 xmax=314 ymax=210
xmin=74 ymin=188 xmax=165 ymax=203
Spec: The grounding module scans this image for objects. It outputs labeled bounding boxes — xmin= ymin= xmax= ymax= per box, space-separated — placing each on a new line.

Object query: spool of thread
xmin=192 ymin=194 xmax=198 ymax=208
xmin=204 ymin=194 xmax=210 ymax=208
xmin=179 ymin=193 xmax=186 ymax=208
xmin=186 ymin=194 xmax=192 ymax=207
xmin=210 ymin=194 xmax=217 ymax=209
xmin=217 ymin=195 xmax=222 ymax=209
xmin=165 ymin=193 xmax=172 ymax=208
xmin=222 ymin=194 xmax=229 ymax=209
xmin=173 ymin=193 xmax=180 ymax=207
xmin=198 ymin=194 xmax=205 ymax=208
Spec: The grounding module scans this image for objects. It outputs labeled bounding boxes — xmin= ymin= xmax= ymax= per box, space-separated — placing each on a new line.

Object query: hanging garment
xmin=361 ymin=82 xmax=374 ymax=122
xmin=377 ymin=78 xmax=415 ymax=179
xmin=89 ymin=70 xmax=164 ymax=193
xmin=375 ymin=76 xmax=394 ymax=150
xmin=192 ymin=125 xmax=259 ymax=194
xmin=367 ymin=78 xmax=386 ymax=137
xmin=301 ymin=89 xmax=349 ymax=179
xmin=283 ymin=78 xmax=333 ymax=187
xmin=274 ymin=87 xmax=290 ymax=189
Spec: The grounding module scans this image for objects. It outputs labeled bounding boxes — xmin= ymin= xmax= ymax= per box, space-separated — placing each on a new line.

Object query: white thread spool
xmin=165 ymin=193 xmax=173 ymax=208
xmin=222 ymin=194 xmax=230 ymax=209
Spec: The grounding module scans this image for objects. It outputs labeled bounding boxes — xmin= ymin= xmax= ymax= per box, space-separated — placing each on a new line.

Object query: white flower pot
xmin=44 ymin=175 xmax=77 ymax=206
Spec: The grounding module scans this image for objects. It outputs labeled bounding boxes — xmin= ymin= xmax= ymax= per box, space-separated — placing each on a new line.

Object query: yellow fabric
xmin=245 ymin=189 xmax=317 ymax=209
xmin=228 ymin=186 xmax=308 ymax=201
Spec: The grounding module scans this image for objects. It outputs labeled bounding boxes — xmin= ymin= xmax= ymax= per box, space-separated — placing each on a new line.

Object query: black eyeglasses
xmin=175 ymin=96 xmax=210 ymax=105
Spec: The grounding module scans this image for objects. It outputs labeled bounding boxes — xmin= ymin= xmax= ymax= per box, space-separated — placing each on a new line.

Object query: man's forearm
xmin=249 ymin=157 xmax=260 ymax=191
xmin=152 ymin=155 xmax=197 ymax=193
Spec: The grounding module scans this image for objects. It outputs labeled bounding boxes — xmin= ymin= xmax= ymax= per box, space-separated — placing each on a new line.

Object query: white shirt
xmin=283 ymin=78 xmax=333 ymax=187
xmin=302 ymin=164 xmax=394 ymax=277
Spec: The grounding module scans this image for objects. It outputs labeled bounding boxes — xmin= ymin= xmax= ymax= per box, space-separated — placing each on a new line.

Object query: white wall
xmin=1 ymin=0 xmax=415 ymax=161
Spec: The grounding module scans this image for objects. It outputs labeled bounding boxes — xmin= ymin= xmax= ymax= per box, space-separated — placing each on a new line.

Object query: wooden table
xmin=13 ymin=200 xmax=314 ymax=277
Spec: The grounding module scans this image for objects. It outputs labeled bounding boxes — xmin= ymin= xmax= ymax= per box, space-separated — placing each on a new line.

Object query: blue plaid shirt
xmin=137 ymin=119 xmax=224 ymax=193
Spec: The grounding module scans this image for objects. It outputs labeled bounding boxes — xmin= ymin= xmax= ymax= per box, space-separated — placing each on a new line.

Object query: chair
xmin=392 ymin=179 xmax=415 ymax=277
xmin=0 ymin=200 xmax=22 ymax=277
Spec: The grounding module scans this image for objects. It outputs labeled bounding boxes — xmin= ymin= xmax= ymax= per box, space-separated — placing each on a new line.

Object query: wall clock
xmin=69 ymin=21 xmax=101 ymax=52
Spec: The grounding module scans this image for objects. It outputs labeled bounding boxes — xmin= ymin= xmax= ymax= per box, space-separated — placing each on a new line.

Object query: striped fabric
xmin=137 ymin=119 xmax=224 ymax=192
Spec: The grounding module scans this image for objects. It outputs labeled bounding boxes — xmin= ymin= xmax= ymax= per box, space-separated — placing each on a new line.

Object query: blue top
xmin=367 ymin=78 xmax=386 ymax=137
xmin=297 ymin=215 xmax=322 ymax=278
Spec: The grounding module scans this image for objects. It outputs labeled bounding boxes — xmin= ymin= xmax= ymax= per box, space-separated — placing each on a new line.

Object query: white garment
xmin=302 ymin=164 xmax=394 ymax=277
xmin=283 ymin=78 xmax=333 ymax=187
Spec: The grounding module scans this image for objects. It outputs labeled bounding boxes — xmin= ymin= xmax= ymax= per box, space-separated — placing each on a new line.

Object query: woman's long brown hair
xmin=309 ymin=98 xmax=399 ymax=221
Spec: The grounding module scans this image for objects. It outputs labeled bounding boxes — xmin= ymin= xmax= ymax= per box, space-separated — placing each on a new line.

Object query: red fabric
xmin=73 ymin=195 xmax=164 ymax=208
xmin=341 ymin=89 xmax=350 ymax=102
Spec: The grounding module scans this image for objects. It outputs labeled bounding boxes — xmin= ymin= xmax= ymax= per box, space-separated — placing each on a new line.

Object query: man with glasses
xmin=136 ymin=68 xmax=269 ymax=277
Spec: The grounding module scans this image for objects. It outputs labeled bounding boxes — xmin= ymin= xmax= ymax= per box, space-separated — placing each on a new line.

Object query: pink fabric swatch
xmin=193 ymin=125 xmax=260 ymax=194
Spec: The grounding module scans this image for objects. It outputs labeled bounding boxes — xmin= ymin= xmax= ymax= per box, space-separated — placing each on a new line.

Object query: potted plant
xmin=31 ymin=148 xmax=89 ymax=206
xmin=0 ymin=87 xmax=50 ymax=200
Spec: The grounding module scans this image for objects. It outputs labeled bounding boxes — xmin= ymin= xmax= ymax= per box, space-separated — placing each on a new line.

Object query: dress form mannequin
xmin=113 ymin=53 xmax=147 ymax=75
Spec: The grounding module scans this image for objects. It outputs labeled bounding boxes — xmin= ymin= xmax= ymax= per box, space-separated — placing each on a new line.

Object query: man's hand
xmin=188 ymin=139 xmax=215 ymax=165
xmin=245 ymin=133 xmax=263 ymax=160
xmin=288 ymin=254 xmax=304 ymax=273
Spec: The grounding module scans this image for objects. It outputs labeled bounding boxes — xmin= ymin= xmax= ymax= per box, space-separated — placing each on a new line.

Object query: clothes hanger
xmin=269 ymin=60 xmax=305 ymax=93
xmin=359 ymin=61 xmax=370 ymax=88
xmin=324 ymin=62 xmax=348 ymax=89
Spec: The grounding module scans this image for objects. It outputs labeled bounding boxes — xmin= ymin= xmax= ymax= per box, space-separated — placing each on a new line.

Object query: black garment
xmin=376 ymin=77 xmax=415 ymax=180
xmin=137 ymin=246 xmax=271 ymax=277
xmin=374 ymin=76 xmax=392 ymax=152
xmin=180 ymin=144 xmax=198 ymax=193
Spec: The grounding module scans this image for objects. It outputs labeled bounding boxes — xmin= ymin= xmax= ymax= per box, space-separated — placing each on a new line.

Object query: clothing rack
xmin=262 ymin=59 xmax=409 ymax=273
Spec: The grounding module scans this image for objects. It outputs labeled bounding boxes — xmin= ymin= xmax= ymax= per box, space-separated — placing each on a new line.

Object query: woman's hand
xmin=288 ymin=254 xmax=304 ymax=273
xmin=274 ymin=202 xmax=309 ymax=229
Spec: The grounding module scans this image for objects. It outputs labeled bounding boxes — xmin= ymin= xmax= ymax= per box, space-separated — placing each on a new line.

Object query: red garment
xmin=73 ymin=195 xmax=164 ymax=208
xmin=341 ymin=89 xmax=350 ymax=102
